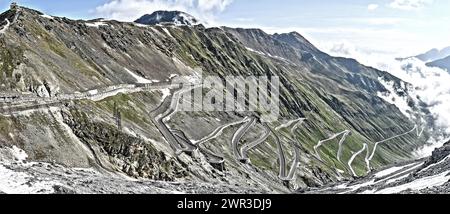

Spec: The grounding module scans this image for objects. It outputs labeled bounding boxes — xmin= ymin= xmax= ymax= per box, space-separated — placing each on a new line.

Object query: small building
xmin=10 ymin=2 xmax=18 ymax=10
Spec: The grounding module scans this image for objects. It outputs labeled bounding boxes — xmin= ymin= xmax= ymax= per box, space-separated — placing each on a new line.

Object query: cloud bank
xmin=325 ymin=41 xmax=450 ymax=157
xmin=94 ymin=0 xmax=233 ymax=23
xmin=385 ymin=58 xmax=450 ymax=157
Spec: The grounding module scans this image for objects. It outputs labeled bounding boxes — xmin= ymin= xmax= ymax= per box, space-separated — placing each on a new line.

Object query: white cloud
xmin=385 ymin=58 xmax=450 ymax=156
xmin=93 ymin=0 xmax=233 ymax=23
xmin=197 ymin=0 xmax=233 ymax=12
xmin=319 ymin=40 xmax=400 ymax=66
xmin=389 ymin=0 xmax=433 ymax=10
xmin=368 ymin=4 xmax=379 ymax=11
xmin=322 ymin=40 xmax=450 ymax=157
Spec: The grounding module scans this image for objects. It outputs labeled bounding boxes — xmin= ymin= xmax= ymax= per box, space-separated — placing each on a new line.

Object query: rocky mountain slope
xmin=0 ymin=5 xmax=437 ymax=194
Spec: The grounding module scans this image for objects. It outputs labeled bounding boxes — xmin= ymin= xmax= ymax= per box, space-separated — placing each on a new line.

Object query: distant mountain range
xmin=397 ymin=46 xmax=450 ymax=71
xmin=414 ymin=47 xmax=450 ymax=62
xmin=426 ymin=55 xmax=450 ymax=71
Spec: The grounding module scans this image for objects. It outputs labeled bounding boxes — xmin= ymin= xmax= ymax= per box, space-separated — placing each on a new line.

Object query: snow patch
xmin=0 ymin=147 xmax=57 ymax=194
xmin=0 ymin=165 xmax=57 ymax=194
xmin=0 ymin=19 xmax=10 ymax=34
xmin=162 ymin=28 xmax=174 ymax=38
xmin=88 ymin=89 xmax=98 ymax=96
xmin=159 ymin=88 xmax=171 ymax=101
xmin=246 ymin=47 xmax=266 ymax=56
xmin=337 ymin=180 xmax=375 ymax=194
xmin=377 ymin=78 xmax=413 ymax=118
xmin=336 ymin=169 xmax=345 ymax=174
xmin=88 ymin=86 xmax=140 ymax=102
xmin=123 ymin=127 xmax=138 ymax=138
xmin=86 ymin=22 xmax=108 ymax=28
xmin=133 ymin=23 xmax=148 ymax=28
xmin=245 ymin=47 xmax=291 ymax=62
xmin=374 ymin=163 xmax=417 ymax=178
xmin=376 ymin=170 xmax=450 ymax=194
xmin=40 ymin=14 xmax=54 ymax=20
xmin=10 ymin=146 xmax=28 ymax=162
xmin=124 ymin=68 xmax=153 ymax=84
xmin=177 ymin=13 xmax=198 ymax=26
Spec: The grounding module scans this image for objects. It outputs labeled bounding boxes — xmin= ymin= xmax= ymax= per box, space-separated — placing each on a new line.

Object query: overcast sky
xmin=2 ymin=0 xmax=450 ymax=60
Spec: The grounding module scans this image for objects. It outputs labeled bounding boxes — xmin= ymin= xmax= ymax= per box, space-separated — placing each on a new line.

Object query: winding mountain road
xmin=283 ymin=141 xmax=301 ymax=181
xmin=231 ymin=117 xmax=257 ymax=160
xmin=0 ymin=81 xmax=198 ymax=156
xmin=1 ymin=83 xmax=179 ymax=114
xmin=0 ymin=75 xmax=428 ymax=180
xmin=193 ymin=117 xmax=250 ymax=145
xmin=313 ymin=124 xmax=423 ymax=176
xmin=271 ymin=128 xmax=287 ymax=179
xmin=272 ymin=130 xmax=300 ymax=181
xmin=239 ymin=124 xmax=271 ymax=162
xmin=336 ymin=131 xmax=352 ymax=163
xmin=275 ymin=118 xmax=304 ymax=131
xmin=274 ymin=119 xmax=305 ymax=181
xmin=190 ymin=118 xmax=251 ymax=164
xmin=314 ymin=130 xmax=351 ymax=161
xmin=366 ymin=125 xmax=424 ymax=171
xmin=171 ymin=129 xmax=198 ymax=153
xmin=290 ymin=118 xmax=306 ymax=134
xmin=150 ymin=85 xmax=200 ymax=155
xmin=347 ymin=143 xmax=368 ymax=177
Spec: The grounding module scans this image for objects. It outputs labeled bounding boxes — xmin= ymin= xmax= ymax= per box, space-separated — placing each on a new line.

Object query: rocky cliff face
xmin=0 ymin=6 xmax=435 ymax=193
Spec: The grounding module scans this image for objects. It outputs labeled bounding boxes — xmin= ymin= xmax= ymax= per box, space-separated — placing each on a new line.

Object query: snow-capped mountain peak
xmin=134 ymin=11 xmax=200 ymax=26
